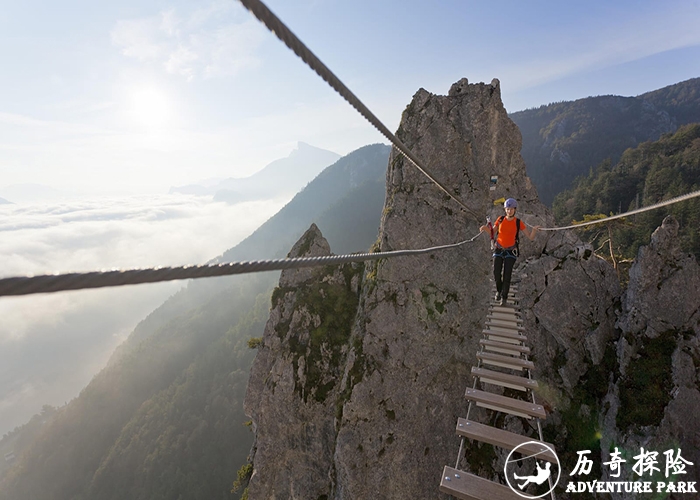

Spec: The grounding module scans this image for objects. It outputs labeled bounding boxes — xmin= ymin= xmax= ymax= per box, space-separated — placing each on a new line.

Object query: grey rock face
xmin=243 ymin=81 xmax=698 ymax=499
xmin=331 ymin=79 xmax=555 ymax=498
xmin=600 ymin=215 xmax=700 ymax=498
xmin=245 ymin=79 xmax=556 ymax=499
xmin=619 ymin=215 xmax=700 ymax=337
xmin=244 ymin=223 xmax=364 ymax=499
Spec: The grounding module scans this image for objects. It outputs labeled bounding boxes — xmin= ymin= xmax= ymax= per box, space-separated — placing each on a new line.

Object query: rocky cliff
xmin=243 ymin=79 xmax=700 ymax=499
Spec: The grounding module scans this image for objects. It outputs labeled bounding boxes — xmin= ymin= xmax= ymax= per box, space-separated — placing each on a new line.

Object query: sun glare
xmin=124 ymin=85 xmax=174 ymax=129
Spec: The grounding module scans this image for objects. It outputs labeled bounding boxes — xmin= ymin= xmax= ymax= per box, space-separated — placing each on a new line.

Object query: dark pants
xmin=494 ymin=251 xmax=516 ymax=299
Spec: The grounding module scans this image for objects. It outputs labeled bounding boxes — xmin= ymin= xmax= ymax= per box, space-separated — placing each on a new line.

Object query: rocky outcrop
xmin=243 ymin=79 xmax=698 ymax=499
xmin=599 ymin=216 xmax=700 ymax=497
xmin=244 ymin=223 xmax=364 ymax=499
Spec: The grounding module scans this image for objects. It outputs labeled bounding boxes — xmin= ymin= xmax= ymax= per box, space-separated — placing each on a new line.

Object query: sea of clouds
xmin=0 ymin=193 xmax=284 ymax=436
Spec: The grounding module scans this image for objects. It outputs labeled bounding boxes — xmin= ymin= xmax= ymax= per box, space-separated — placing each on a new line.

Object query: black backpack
xmin=495 ymin=216 xmax=522 ymax=255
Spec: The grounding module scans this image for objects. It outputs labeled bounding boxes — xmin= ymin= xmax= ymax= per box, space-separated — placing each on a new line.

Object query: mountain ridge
xmin=511 ymin=77 xmax=700 ymax=205
xmin=169 ymin=142 xmax=341 ymax=203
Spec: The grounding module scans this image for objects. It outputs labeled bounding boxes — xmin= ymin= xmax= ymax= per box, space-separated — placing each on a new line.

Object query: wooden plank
xmin=489 ymin=302 xmax=520 ymax=315
xmin=455 ymin=418 xmax=556 ymax=463
xmin=493 ymin=300 xmax=519 ymax=308
xmin=483 ymin=325 xmax=523 ymax=336
xmin=464 ymin=388 xmax=546 ymax=419
xmin=487 ymin=335 xmax=524 ymax=345
xmin=485 ymin=320 xmax=524 ymax=332
xmin=471 ymin=366 xmax=538 ymax=391
xmin=486 ymin=311 xmax=523 ymax=325
xmin=440 ymin=466 xmax=523 ymax=500
xmin=486 ymin=318 xmax=524 ymax=330
xmin=477 ymin=352 xmax=534 ymax=371
xmin=480 ymin=339 xmax=530 ymax=355
xmin=482 ymin=330 xmax=527 ymax=345
xmin=490 ymin=304 xmax=520 ymax=314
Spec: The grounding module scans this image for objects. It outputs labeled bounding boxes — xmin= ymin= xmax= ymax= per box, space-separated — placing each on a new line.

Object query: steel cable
xmin=238 ymin=0 xmax=480 ymax=221
xmin=0 ymin=232 xmax=483 ymax=297
xmin=539 ymin=189 xmax=700 ymax=231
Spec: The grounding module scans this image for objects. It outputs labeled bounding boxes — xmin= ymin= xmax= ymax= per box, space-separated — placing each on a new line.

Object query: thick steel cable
xmin=237 ymin=0 xmax=480 ymax=222
xmin=540 ymin=189 xmax=700 ymax=231
xmin=0 ymin=233 xmax=483 ymax=297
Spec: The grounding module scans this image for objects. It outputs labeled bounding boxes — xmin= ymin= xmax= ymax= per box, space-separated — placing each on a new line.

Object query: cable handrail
xmin=0 ymin=232 xmax=484 ymax=297
xmin=539 ymin=189 xmax=700 ymax=231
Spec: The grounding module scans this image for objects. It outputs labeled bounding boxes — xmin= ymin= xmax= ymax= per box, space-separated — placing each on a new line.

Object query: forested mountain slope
xmin=553 ymin=123 xmax=700 ymax=261
xmin=512 ymin=77 xmax=700 ymax=205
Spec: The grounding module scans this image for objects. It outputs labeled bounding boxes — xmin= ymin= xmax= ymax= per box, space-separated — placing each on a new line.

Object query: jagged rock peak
xmin=244 ymin=223 xmax=363 ymax=499
xmin=287 ymin=223 xmax=330 ymax=259
xmin=448 ymin=77 xmax=500 ymax=98
xmin=620 ymin=215 xmax=700 ymax=337
xmin=650 ymin=213 xmax=680 ymax=251
xmin=385 ymin=77 xmax=550 ymax=257
xmin=279 ymin=223 xmax=332 ymax=287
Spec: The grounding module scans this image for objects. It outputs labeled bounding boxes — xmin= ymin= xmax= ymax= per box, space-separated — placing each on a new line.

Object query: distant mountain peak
xmin=289 ymin=141 xmax=336 ymax=157
xmin=170 ymin=143 xmax=341 ymax=201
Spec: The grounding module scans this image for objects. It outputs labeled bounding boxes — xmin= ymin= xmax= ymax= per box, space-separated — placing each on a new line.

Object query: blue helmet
xmin=504 ymin=198 xmax=518 ymax=209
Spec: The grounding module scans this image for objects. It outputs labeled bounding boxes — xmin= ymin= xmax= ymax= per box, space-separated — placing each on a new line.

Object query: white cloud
xmin=111 ymin=3 xmax=266 ymax=81
xmin=0 ymin=193 xmax=285 ymax=435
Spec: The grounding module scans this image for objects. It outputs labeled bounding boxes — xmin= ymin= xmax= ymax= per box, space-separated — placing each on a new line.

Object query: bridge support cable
xmin=539 ymin=189 xmax=700 ymax=231
xmin=237 ymin=0 xmax=481 ymax=222
xmin=0 ymin=233 xmax=483 ymax=297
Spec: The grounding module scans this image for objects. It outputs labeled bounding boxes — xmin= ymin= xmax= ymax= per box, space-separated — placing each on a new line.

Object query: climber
xmin=479 ymin=198 xmax=539 ymax=306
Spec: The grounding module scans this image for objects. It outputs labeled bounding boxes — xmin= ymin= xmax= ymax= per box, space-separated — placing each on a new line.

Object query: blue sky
xmin=1 ymin=0 xmax=699 ymax=194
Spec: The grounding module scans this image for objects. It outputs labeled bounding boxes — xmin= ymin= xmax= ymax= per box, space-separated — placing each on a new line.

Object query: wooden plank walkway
xmin=439 ymin=278 xmax=553 ymax=498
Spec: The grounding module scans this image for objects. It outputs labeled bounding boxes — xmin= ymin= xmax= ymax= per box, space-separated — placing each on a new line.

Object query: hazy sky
xmin=0 ymin=195 xmax=286 ymax=435
xmin=1 ymin=0 xmax=699 ymax=195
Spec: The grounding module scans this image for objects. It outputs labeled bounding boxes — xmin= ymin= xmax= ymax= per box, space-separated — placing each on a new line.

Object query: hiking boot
xmin=494 ymin=292 xmax=501 ymax=302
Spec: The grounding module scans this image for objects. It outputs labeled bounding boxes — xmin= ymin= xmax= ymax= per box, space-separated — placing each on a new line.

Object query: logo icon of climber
xmin=504 ymin=442 xmax=561 ymax=499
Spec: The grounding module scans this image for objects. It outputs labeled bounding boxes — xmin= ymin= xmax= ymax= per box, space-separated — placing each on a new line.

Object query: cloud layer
xmin=0 ymin=193 xmax=283 ymax=436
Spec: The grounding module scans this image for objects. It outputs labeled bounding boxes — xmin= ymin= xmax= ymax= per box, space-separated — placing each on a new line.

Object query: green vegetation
xmin=283 ymin=263 xmax=364 ymax=404
xmin=421 ymin=284 xmax=459 ymax=320
xmin=511 ymin=78 xmax=700 ymax=205
xmin=617 ymin=331 xmax=676 ymax=431
xmin=552 ymin=123 xmax=700 ymax=265
xmin=336 ymin=334 xmax=369 ymax=422
xmin=231 ymin=462 xmax=253 ymax=497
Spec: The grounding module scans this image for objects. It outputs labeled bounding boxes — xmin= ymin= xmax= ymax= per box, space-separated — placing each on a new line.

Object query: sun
xmin=124 ymin=85 xmax=173 ymax=129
